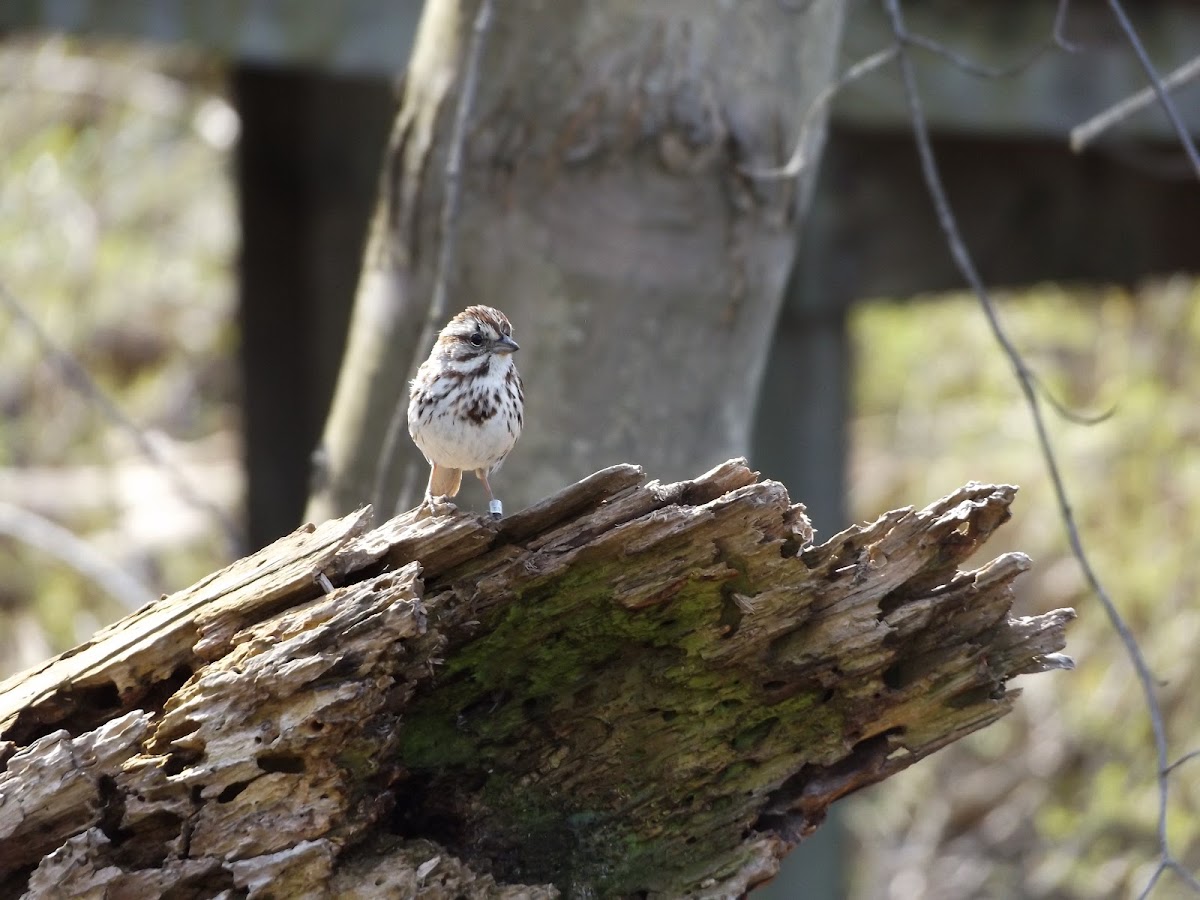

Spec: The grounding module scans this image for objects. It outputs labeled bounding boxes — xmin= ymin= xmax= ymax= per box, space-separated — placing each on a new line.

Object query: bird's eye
xmin=470 ymin=331 xmax=484 ymax=346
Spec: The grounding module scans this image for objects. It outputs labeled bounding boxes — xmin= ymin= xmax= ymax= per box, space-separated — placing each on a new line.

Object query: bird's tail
xmin=428 ymin=464 xmax=463 ymax=498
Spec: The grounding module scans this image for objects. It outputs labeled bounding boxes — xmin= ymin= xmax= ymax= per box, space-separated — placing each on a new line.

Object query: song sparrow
xmin=408 ymin=305 xmax=524 ymax=517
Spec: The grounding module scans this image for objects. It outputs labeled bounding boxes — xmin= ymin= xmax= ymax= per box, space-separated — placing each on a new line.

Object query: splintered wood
xmin=0 ymin=460 xmax=1072 ymax=899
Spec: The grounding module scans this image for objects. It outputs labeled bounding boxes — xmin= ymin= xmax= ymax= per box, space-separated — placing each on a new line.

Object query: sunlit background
xmin=0 ymin=35 xmax=1198 ymax=900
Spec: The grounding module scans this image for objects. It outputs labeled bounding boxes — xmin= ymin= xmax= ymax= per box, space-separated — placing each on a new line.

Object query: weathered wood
xmin=0 ymin=460 xmax=1072 ymax=898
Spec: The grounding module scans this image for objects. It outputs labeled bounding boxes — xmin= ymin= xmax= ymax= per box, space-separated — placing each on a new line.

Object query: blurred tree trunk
xmin=306 ymin=0 xmax=847 ymax=523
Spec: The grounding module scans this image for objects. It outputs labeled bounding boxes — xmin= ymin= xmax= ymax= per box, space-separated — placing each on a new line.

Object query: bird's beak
xmin=495 ymin=335 xmax=520 ymax=354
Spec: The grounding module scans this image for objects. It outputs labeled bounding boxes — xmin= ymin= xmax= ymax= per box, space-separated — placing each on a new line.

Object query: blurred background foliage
xmin=849 ymin=286 xmax=1200 ymax=897
xmin=0 ymin=37 xmax=238 ymax=668
xmin=0 ymin=35 xmax=1197 ymax=900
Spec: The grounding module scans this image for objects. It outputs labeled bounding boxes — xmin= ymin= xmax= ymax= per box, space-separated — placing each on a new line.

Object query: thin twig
xmin=1051 ymin=0 xmax=1081 ymax=54
xmin=742 ymin=46 xmax=898 ymax=180
xmin=1026 ymin=369 xmax=1116 ymax=426
xmin=0 ymin=501 xmax=156 ymax=610
xmin=747 ymin=1 xmax=1077 ymax=181
xmin=880 ymin=1 xmax=1196 ymax=895
xmin=0 ymin=280 xmax=242 ymax=554
xmin=1071 ymin=53 xmax=1200 ymax=153
xmin=907 ymin=0 xmax=1079 ymax=78
xmin=1163 ymin=747 xmax=1200 ymax=777
xmin=1104 ymin=0 xmax=1200 ymax=180
xmin=372 ymin=0 xmax=496 ymax=515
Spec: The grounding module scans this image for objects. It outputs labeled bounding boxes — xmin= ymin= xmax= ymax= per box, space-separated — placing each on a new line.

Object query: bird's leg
xmin=414 ymin=472 xmax=435 ymax=520
xmin=476 ymin=468 xmax=503 ymax=519
xmin=420 ymin=463 xmax=460 ymax=517
xmin=428 ymin=463 xmax=463 ymax=498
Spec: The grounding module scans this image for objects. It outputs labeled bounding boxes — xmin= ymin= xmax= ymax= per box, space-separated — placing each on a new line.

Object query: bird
xmin=408 ymin=305 xmax=524 ymax=518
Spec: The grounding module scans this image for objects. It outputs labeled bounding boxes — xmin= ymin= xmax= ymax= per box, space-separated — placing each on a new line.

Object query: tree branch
xmin=1071 ymin=52 xmax=1200 ymax=154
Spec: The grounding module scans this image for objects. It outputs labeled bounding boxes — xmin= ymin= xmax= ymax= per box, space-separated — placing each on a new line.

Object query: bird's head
xmin=435 ymin=305 xmax=520 ymax=362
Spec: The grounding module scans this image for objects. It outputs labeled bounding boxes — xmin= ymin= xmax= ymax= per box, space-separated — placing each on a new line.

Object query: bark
xmin=0 ymin=461 xmax=1072 ymax=898
xmin=306 ymin=0 xmax=846 ymax=522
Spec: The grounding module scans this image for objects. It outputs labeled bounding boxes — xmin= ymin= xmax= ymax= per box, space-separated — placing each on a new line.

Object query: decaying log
xmin=0 ymin=460 xmax=1073 ymax=898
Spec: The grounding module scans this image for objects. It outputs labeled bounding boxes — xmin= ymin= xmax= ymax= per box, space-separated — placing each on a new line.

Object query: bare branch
xmin=0 ymin=280 xmax=241 ymax=554
xmin=1103 ymin=0 xmax=1200 ymax=180
xmin=1026 ymin=368 xmax=1116 ymax=426
xmin=1071 ymin=53 xmax=1200 ymax=153
xmin=879 ymin=1 xmax=1196 ymax=895
xmin=0 ymin=502 xmax=155 ymax=611
xmin=1164 ymin=748 xmax=1200 ymax=776
xmin=748 ymin=0 xmax=1077 ymax=182
xmin=906 ymin=0 xmax=1079 ymax=78
xmin=742 ymin=46 xmax=898 ymax=180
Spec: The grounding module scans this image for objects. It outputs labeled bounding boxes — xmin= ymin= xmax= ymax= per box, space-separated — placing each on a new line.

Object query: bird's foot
xmin=417 ymin=494 xmax=458 ymax=519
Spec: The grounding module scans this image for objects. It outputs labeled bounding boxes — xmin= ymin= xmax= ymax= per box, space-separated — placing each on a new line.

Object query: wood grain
xmin=0 ymin=460 xmax=1072 ymax=898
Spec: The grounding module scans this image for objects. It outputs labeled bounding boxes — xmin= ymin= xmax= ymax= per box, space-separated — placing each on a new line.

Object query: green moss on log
xmin=398 ymin=551 xmax=843 ymax=892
